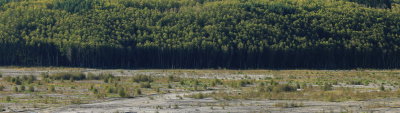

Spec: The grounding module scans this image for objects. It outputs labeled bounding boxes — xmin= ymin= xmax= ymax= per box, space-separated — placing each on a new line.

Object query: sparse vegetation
xmin=28 ymin=86 xmax=35 ymax=92
xmin=0 ymin=69 xmax=399 ymax=112
xmin=5 ymin=96 xmax=11 ymax=102
xmin=13 ymin=86 xmax=18 ymax=92
xmin=140 ymin=82 xmax=152 ymax=88
xmin=135 ymin=89 xmax=142 ymax=95
xmin=118 ymin=88 xmax=127 ymax=98
xmin=274 ymin=102 xmax=304 ymax=108
xmin=322 ymin=83 xmax=333 ymax=91
xmin=0 ymin=86 xmax=5 ymax=91
xmin=50 ymin=72 xmax=86 ymax=80
xmin=49 ymin=86 xmax=56 ymax=92
xmin=189 ymin=93 xmax=205 ymax=99
xmin=132 ymin=75 xmax=153 ymax=83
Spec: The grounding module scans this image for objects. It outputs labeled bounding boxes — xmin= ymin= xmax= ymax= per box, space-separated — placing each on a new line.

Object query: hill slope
xmin=0 ymin=0 xmax=399 ymax=69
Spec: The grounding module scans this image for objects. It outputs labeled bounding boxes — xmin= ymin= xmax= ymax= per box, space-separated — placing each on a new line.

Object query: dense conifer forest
xmin=0 ymin=0 xmax=399 ymax=69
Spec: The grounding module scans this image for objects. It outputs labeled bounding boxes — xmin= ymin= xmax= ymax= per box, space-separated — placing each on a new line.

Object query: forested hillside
xmin=0 ymin=0 xmax=399 ymax=69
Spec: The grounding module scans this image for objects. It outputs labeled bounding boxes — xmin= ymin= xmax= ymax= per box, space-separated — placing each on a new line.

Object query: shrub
xmin=155 ymin=87 xmax=161 ymax=93
xmin=13 ymin=86 xmax=18 ymax=92
xmin=92 ymin=88 xmax=98 ymax=94
xmin=140 ymin=82 xmax=152 ymax=88
xmin=272 ymin=84 xmax=297 ymax=93
xmin=135 ymin=88 xmax=142 ymax=95
xmin=5 ymin=96 xmax=11 ymax=102
xmin=380 ymin=84 xmax=385 ymax=91
xmin=132 ymin=75 xmax=153 ymax=83
xmin=273 ymin=102 xmax=304 ymax=108
xmin=173 ymin=104 xmax=179 ymax=109
xmin=194 ymin=80 xmax=200 ymax=86
xmin=22 ymin=75 xmax=36 ymax=84
xmin=89 ymin=85 xmax=95 ymax=91
xmin=118 ymin=88 xmax=127 ymax=97
xmin=105 ymin=77 xmax=113 ymax=83
xmin=28 ymin=86 xmax=35 ymax=92
xmin=71 ymin=98 xmax=83 ymax=104
xmin=349 ymin=80 xmax=363 ymax=85
xmin=239 ymin=80 xmax=250 ymax=87
xmin=228 ymin=80 xmax=252 ymax=88
xmin=0 ymin=86 xmax=4 ymax=91
xmin=49 ymin=86 xmax=56 ymax=92
xmin=3 ymin=76 xmax=11 ymax=82
xmin=106 ymin=86 xmax=116 ymax=93
xmin=41 ymin=73 xmax=49 ymax=79
xmin=296 ymin=82 xmax=301 ymax=89
xmin=69 ymin=77 xmax=75 ymax=82
xmin=50 ymin=72 xmax=86 ymax=80
xmin=96 ymin=93 xmax=106 ymax=99
xmin=259 ymin=82 xmax=266 ymax=87
xmin=0 ymin=105 xmax=4 ymax=111
xmin=168 ymin=75 xmax=181 ymax=82
xmin=270 ymin=79 xmax=278 ymax=86
xmin=87 ymin=73 xmax=114 ymax=81
xmin=20 ymin=85 xmax=25 ymax=91
xmin=5 ymin=77 xmax=22 ymax=85
xmin=191 ymin=93 xmax=205 ymax=99
xmin=301 ymin=83 xmax=307 ymax=89
xmin=322 ymin=83 xmax=333 ymax=91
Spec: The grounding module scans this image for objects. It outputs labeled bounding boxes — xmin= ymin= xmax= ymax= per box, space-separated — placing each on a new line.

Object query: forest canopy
xmin=0 ymin=0 xmax=399 ymax=69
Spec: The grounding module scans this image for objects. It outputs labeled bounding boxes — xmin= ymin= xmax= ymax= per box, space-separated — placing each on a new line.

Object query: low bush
xmin=87 ymin=73 xmax=114 ymax=80
xmin=168 ymin=75 xmax=181 ymax=82
xmin=211 ymin=79 xmax=223 ymax=86
xmin=132 ymin=75 xmax=153 ymax=83
xmin=273 ymin=102 xmax=304 ymax=108
xmin=190 ymin=93 xmax=205 ymax=99
xmin=228 ymin=80 xmax=252 ymax=88
xmin=106 ymin=86 xmax=116 ymax=94
xmin=20 ymin=85 xmax=25 ymax=91
xmin=118 ymin=88 xmax=127 ymax=97
xmin=49 ymin=86 xmax=56 ymax=92
xmin=50 ymin=72 xmax=86 ymax=80
xmin=13 ymin=86 xmax=18 ymax=92
xmin=322 ymin=83 xmax=333 ymax=91
xmin=21 ymin=75 xmax=36 ymax=83
xmin=140 ymin=82 xmax=152 ymax=88
xmin=4 ymin=76 xmax=22 ymax=85
xmin=28 ymin=86 xmax=35 ymax=92
xmin=135 ymin=88 xmax=142 ymax=95
xmin=272 ymin=84 xmax=297 ymax=93
xmin=5 ymin=96 xmax=11 ymax=102
xmin=0 ymin=86 xmax=4 ymax=91
xmin=40 ymin=73 xmax=49 ymax=79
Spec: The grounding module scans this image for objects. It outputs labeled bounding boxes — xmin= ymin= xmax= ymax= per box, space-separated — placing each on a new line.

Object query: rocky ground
xmin=40 ymin=91 xmax=400 ymax=113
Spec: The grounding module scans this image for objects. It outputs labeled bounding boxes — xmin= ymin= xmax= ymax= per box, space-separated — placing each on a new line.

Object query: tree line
xmin=0 ymin=0 xmax=399 ymax=69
